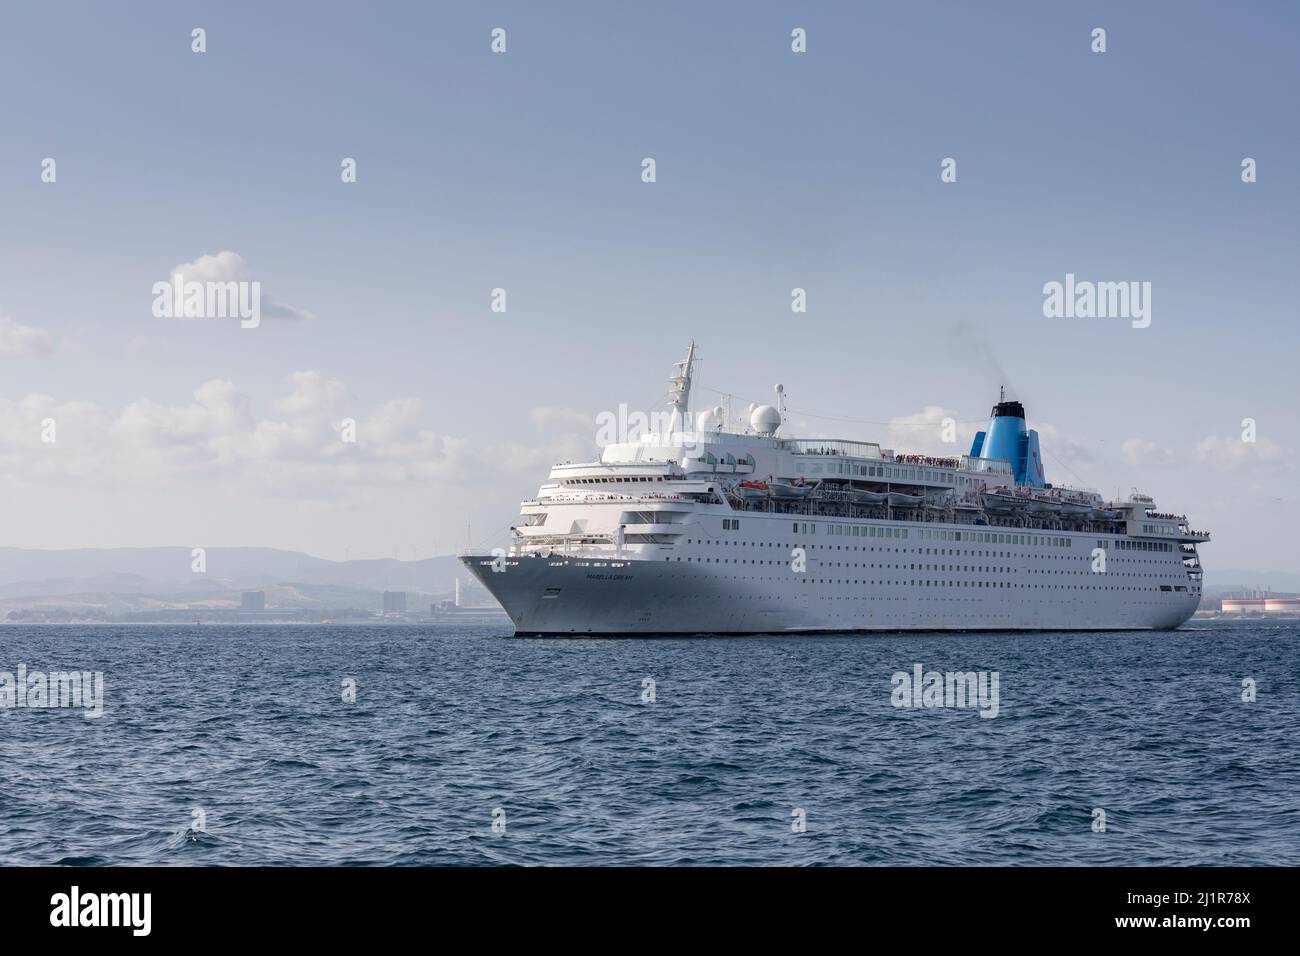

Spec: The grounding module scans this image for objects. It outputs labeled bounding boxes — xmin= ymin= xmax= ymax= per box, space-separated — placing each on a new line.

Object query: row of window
xmin=822 ymin=523 xmax=1074 ymax=547
xmin=672 ymin=555 xmax=1184 ymax=580
xmin=722 ymin=518 xmax=1086 ymax=548
xmin=791 ymin=521 xmax=909 ymax=538
xmin=796 ymin=578 xmax=1187 ymax=592
xmin=686 ymin=540 xmax=1177 ymax=568
xmin=1115 ymin=540 xmax=1174 ymax=552
xmin=719 ymin=522 xmax=1176 ymax=554
xmin=794 ymin=462 xmax=978 ymax=486
xmin=563 ymin=475 xmax=666 ymax=484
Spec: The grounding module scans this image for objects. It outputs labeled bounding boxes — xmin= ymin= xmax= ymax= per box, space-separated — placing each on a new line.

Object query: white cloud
xmin=0 ymin=314 xmax=55 ymax=357
xmin=881 ymin=405 xmax=977 ymax=457
xmin=1194 ymin=434 xmax=1289 ymax=473
xmin=0 ymin=373 xmax=573 ymax=500
xmin=261 ymin=298 xmax=315 ymax=322
xmin=277 ymin=371 xmax=352 ymax=417
xmin=163 ymin=250 xmax=316 ymax=322
xmin=1122 ymin=437 xmax=1178 ymax=467
xmin=170 ymin=250 xmax=245 ymax=285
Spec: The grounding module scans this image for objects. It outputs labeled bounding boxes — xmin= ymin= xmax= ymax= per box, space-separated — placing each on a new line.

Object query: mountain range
xmin=0 ymin=547 xmax=474 ymax=615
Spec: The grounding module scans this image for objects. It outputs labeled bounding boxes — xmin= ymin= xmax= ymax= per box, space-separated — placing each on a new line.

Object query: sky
xmin=0 ymin=1 xmax=1297 ymax=572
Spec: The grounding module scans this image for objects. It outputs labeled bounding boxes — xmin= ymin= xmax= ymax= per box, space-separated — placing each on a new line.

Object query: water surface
xmin=1 ymin=620 xmax=1295 ymax=865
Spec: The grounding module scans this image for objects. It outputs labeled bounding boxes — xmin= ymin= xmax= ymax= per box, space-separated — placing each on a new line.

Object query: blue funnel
xmin=968 ymin=397 xmax=1046 ymax=488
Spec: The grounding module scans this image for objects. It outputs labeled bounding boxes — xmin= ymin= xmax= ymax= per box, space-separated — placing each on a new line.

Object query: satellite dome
xmin=750 ymin=404 xmax=782 ymax=436
xmin=697 ymin=407 xmax=722 ymax=431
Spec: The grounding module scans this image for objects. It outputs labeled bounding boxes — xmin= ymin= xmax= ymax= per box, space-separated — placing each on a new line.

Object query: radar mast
xmin=666 ymin=341 xmax=696 ymax=433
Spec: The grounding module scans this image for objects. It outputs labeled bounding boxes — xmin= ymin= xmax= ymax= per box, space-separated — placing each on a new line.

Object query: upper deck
xmin=516 ymin=344 xmax=1209 ymax=554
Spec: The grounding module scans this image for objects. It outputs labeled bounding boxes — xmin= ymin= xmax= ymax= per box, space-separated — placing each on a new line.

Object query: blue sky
xmin=0 ymin=1 xmax=1296 ymax=571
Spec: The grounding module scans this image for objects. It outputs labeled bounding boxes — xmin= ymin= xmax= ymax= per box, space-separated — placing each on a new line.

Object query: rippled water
xmin=1 ymin=620 xmax=1296 ymax=865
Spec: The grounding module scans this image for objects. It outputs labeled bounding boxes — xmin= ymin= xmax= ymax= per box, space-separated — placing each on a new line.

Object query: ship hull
xmin=460 ymin=551 xmax=1199 ymax=637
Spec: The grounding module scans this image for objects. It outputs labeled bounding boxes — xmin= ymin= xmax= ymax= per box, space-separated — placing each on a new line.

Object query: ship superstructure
xmin=462 ymin=345 xmax=1209 ymax=635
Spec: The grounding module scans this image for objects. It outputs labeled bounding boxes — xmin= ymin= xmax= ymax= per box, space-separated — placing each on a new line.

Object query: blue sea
xmin=1 ymin=619 xmax=1296 ymax=866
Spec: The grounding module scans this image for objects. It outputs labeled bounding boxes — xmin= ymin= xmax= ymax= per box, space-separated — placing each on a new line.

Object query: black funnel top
xmin=991 ymin=399 xmax=1026 ymax=419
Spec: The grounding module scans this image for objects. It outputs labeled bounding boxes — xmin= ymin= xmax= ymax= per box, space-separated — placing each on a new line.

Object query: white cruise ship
xmin=462 ymin=345 xmax=1209 ymax=635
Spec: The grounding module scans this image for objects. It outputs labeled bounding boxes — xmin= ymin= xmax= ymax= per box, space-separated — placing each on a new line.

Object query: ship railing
xmin=1053 ymin=483 xmax=1101 ymax=496
xmin=958 ymin=455 xmax=1013 ymax=476
xmin=784 ymin=438 xmax=885 ymax=459
xmin=505 ymin=531 xmax=624 ymax=560
xmin=895 ymin=454 xmax=962 ymax=468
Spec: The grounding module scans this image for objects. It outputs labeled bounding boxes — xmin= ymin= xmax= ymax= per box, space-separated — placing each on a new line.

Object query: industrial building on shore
xmin=1221 ymin=596 xmax=1300 ymax=615
xmin=1217 ymin=586 xmax=1300 ymax=616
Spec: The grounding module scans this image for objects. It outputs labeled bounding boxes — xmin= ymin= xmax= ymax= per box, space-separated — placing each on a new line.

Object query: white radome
xmin=697 ymin=406 xmax=723 ymax=431
xmin=750 ymin=404 xmax=782 ymax=436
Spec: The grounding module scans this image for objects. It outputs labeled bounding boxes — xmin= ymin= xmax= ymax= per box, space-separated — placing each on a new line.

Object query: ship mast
xmin=667 ymin=341 xmax=696 ymax=433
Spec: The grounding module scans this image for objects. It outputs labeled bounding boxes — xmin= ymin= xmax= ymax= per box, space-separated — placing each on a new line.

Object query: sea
xmin=1 ymin=619 xmax=1296 ymax=866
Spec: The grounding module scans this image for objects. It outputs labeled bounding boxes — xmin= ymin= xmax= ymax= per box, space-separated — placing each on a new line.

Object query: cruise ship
xmin=462 ymin=345 xmax=1209 ymax=635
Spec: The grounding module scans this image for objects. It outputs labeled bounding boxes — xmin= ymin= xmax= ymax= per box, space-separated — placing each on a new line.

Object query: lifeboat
xmin=769 ymin=478 xmax=812 ymax=499
xmin=736 ymin=479 xmax=769 ymax=500
xmin=980 ymin=491 xmax=1022 ymax=513
xmin=852 ymin=489 xmax=889 ymax=504
xmin=887 ymin=491 xmax=924 ymax=507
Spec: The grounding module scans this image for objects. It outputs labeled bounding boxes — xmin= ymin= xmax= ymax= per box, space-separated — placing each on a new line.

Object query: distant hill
xmin=0 ymin=547 xmax=478 ymax=616
xmin=0 ymin=547 xmax=465 ymax=593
